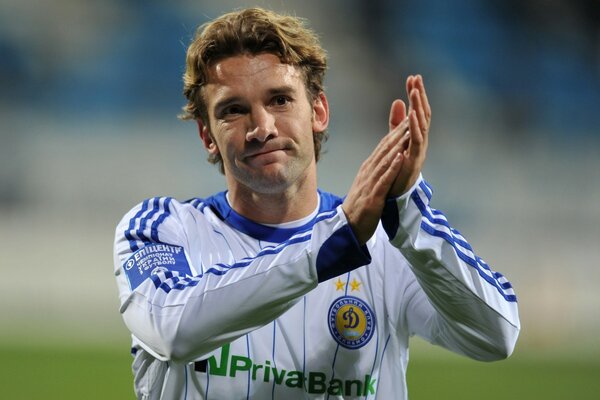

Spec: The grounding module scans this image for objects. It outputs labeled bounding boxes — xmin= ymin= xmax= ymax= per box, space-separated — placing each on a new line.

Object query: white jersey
xmin=113 ymin=176 xmax=519 ymax=400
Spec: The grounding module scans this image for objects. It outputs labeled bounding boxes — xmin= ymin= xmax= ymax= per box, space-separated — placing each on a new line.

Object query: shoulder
xmin=118 ymin=196 xmax=192 ymax=226
xmin=119 ymin=191 xmax=229 ymax=223
xmin=115 ymin=194 xmax=224 ymax=248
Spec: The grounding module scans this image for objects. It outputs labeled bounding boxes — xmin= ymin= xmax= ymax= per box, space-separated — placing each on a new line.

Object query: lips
xmin=244 ymin=143 xmax=289 ymax=160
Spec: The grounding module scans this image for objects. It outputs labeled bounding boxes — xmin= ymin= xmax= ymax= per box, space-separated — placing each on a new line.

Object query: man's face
xmin=201 ymin=53 xmax=328 ymax=195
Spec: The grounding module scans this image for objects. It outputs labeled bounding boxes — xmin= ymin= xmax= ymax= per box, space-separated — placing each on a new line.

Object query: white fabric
xmin=113 ymin=176 xmax=520 ymax=399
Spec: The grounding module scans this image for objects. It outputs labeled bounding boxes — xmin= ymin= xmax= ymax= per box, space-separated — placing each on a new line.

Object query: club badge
xmin=328 ymin=296 xmax=375 ymax=349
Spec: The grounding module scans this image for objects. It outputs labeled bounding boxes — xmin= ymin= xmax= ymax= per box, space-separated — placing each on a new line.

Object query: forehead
xmin=204 ymin=53 xmax=305 ymax=103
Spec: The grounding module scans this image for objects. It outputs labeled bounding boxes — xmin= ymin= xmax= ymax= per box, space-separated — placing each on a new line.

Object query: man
xmin=113 ymin=7 xmax=519 ymax=399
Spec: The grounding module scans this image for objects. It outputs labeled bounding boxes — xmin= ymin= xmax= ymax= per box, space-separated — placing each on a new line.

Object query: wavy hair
xmin=180 ymin=7 xmax=328 ymax=172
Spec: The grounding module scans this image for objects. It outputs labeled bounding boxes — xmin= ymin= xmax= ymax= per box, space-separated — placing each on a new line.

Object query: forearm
xmin=383 ymin=176 xmax=520 ymax=359
xmin=118 ymin=248 xmax=316 ymax=362
xmin=114 ymin=204 xmax=370 ymax=362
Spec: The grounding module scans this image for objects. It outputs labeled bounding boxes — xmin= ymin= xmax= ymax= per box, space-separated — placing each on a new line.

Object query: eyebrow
xmin=266 ymin=85 xmax=296 ymax=96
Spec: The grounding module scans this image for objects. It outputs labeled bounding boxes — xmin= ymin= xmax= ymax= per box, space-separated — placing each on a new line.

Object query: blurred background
xmin=1 ymin=0 xmax=599 ymax=398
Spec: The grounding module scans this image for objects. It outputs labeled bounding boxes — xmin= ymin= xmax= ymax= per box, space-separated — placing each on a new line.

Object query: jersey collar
xmin=204 ymin=190 xmax=343 ymax=243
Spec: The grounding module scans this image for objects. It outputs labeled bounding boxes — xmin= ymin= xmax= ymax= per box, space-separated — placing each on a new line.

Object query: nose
xmin=246 ymin=107 xmax=277 ymax=142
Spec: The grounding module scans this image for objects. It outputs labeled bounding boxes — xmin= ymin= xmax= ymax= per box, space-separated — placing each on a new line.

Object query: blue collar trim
xmin=203 ymin=190 xmax=343 ymax=243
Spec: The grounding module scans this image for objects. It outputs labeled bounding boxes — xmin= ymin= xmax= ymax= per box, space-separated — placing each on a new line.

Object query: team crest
xmin=328 ymin=296 xmax=375 ymax=349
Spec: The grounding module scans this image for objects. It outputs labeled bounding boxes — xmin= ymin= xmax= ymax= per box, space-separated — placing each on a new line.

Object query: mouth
xmin=245 ymin=146 xmax=289 ymax=160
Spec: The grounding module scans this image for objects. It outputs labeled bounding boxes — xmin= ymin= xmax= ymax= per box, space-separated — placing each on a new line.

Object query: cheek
xmin=279 ymin=109 xmax=313 ymax=138
xmin=211 ymin=125 xmax=240 ymax=153
xmin=223 ymin=134 xmax=249 ymax=166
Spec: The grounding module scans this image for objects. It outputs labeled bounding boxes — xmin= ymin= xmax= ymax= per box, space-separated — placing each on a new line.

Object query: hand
xmin=388 ymin=75 xmax=431 ymax=197
xmin=342 ymin=118 xmax=411 ymax=245
xmin=342 ymin=75 xmax=432 ymax=245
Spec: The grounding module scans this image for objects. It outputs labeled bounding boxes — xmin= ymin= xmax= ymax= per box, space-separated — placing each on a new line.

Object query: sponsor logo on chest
xmin=198 ymin=344 xmax=377 ymax=396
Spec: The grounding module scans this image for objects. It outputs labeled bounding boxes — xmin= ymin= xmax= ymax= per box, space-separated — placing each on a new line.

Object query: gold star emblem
xmin=335 ymin=278 xmax=346 ymax=291
xmin=350 ymin=278 xmax=362 ymax=292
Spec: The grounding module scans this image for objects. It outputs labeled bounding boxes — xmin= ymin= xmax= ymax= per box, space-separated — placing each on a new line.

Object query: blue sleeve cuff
xmin=315 ymin=224 xmax=372 ymax=282
xmin=381 ymin=198 xmax=400 ymax=240
xmin=381 ymin=174 xmax=424 ymax=240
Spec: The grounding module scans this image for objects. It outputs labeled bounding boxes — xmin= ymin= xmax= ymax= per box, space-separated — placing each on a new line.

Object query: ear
xmin=197 ymin=119 xmax=219 ymax=156
xmin=312 ymin=92 xmax=329 ymax=132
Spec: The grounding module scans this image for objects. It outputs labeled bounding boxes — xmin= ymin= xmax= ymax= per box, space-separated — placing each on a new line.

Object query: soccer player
xmin=113 ymin=7 xmax=520 ymax=399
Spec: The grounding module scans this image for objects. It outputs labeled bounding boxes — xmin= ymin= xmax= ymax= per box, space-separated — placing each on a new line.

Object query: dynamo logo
xmin=125 ymin=259 xmax=135 ymax=270
xmin=328 ymin=296 xmax=375 ymax=349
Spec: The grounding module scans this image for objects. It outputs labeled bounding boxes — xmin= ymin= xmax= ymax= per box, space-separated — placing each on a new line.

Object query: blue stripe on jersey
xmin=419 ymin=222 xmax=516 ymax=302
xmin=419 ymin=179 xmax=433 ymax=200
xmin=125 ymin=197 xmax=173 ymax=252
xmin=135 ymin=197 xmax=160 ymax=247
xmin=203 ymin=232 xmax=312 ymax=276
xmin=374 ymin=334 xmax=391 ymax=400
xmin=151 ymin=197 xmax=172 ymax=242
xmin=365 ymin=334 xmax=380 ymax=400
xmin=410 ymin=184 xmax=517 ymax=302
xmin=204 ymin=360 xmax=211 ymax=398
xmin=501 ymin=282 xmax=513 ymax=289
xmin=153 ymin=231 xmax=313 ymax=293
xmin=125 ymin=198 xmax=150 ymax=252
xmin=184 ymin=364 xmax=188 ymax=400
xmin=271 ymin=320 xmax=277 ymax=400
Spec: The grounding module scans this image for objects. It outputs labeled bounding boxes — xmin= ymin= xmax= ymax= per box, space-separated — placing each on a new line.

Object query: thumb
xmin=389 ymin=99 xmax=407 ymax=131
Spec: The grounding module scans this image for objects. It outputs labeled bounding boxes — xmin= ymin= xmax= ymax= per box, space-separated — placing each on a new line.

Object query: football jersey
xmin=113 ymin=176 xmax=520 ymax=399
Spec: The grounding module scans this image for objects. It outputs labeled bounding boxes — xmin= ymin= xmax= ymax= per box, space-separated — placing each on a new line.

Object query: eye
xmin=217 ymin=103 xmax=248 ymax=121
xmin=272 ymin=95 xmax=291 ymax=106
xmin=223 ymin=104 xmax=245 ymax=115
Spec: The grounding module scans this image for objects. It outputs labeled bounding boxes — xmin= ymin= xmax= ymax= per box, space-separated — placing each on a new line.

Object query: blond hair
xmin=181 ymin=7 xmax=328 ymax=171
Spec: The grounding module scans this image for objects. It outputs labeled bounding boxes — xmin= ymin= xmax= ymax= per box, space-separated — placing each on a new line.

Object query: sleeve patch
xmin=123 ymin=243 xmax=192 ymax=290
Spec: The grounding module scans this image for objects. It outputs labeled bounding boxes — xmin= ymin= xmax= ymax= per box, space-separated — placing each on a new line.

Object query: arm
xmin=383 ymin=177 xmax=520 ymax=360
xmin=344 ymin=75 xmax=519 ymax=359
xmin=114 ymin=198 xmax=370 ymax=362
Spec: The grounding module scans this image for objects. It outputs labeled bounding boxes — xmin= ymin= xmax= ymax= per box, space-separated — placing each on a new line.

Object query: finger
xmin=360 ymin=119 xmax=408 ymax=173
xmin=394 ymin=126 xmax=412 ymax=153
xmin=380 ymin=115 xmax=410 ymax=150
xmin=400 ymin=129 xmax=411 ymax=153
xmin=415 ymin=83 xmax=430 ymax=148
xmin=385 ymin=118 xmax=411 ymax=158
xmin=406 ymin=75 xmax=416 ymax=97
xmin=372 ymin=152 xmax=404 ymax=197
xmin=388 ymin=99 xmax=406 ymax=131
xmin=410 ymin=88 xmax=428 ymax=138
xmin=368 ymin=121 xmax=409 ymax=171
xmin=362 ymin=119 xmax=410 ymax=185
xmin=406 ymin=75 xmax=415 ymax=112
xmin=364 ymin=147 xmax=402 ymax=197
xmin=407 ymin=110 xmax=424 ymax=159
xmin=416 ymin=75 xmax=431 ymax=120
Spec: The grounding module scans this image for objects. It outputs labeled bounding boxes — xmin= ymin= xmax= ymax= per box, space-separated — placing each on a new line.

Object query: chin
xmin=230 ymin=158 xmax=313 ymax=194
xmin=238 ymin=166 xmax=298 ymax=194
xmin=249 ymin=174 xmax=294 ymax=194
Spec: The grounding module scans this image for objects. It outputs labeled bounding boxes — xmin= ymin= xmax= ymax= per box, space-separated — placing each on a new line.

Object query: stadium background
xmin=1 ymin=0 xmax=598 ymax=398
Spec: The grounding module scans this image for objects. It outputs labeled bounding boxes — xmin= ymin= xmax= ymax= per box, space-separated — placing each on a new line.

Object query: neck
xmin=227 ymin=170 xmax=319 ymax=224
